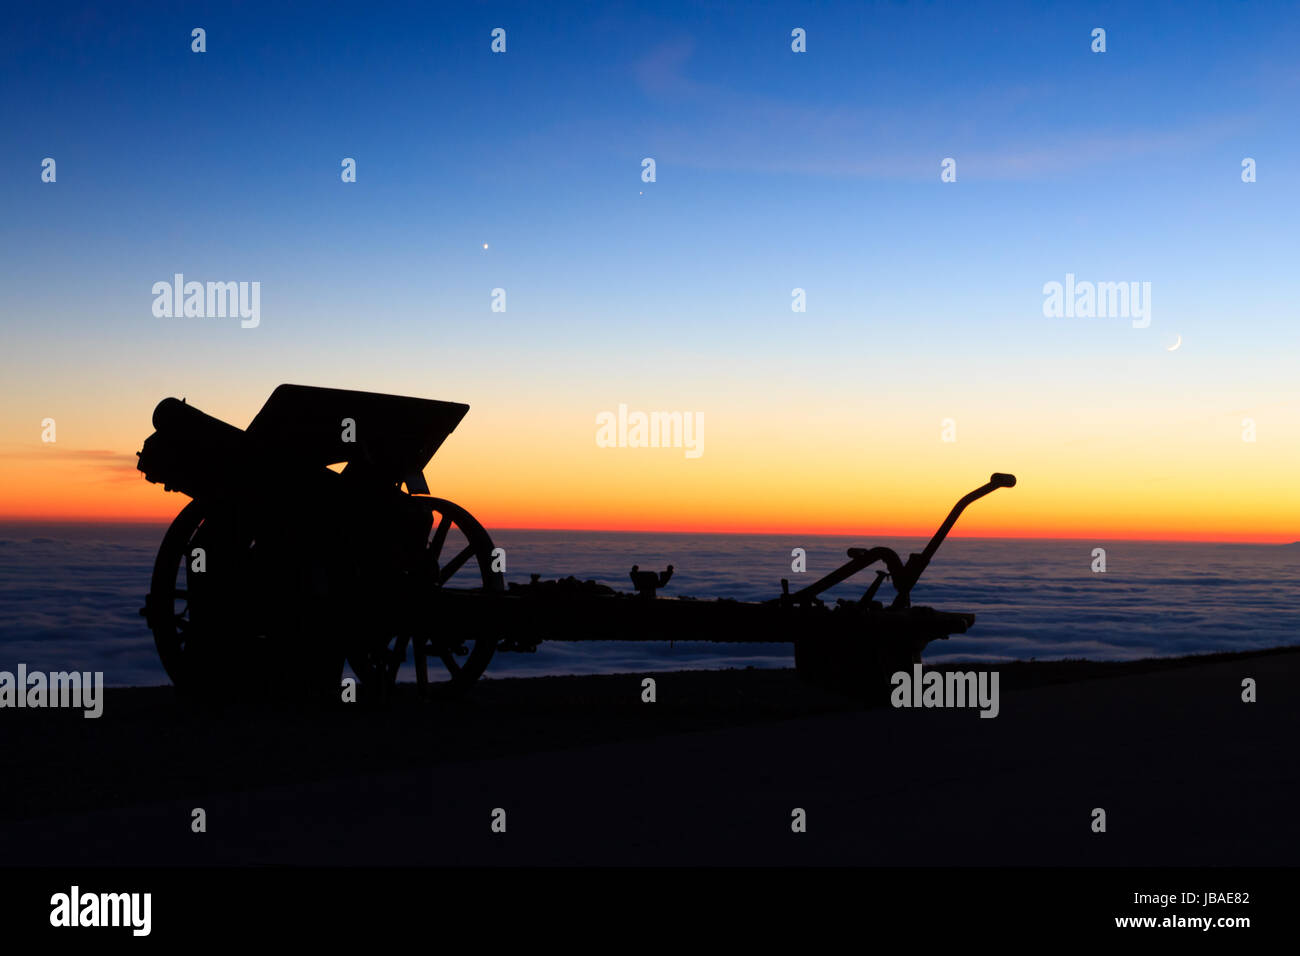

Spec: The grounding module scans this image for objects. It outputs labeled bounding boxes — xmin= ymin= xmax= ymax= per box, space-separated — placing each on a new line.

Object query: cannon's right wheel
xmin=409 ymin=497 xmax=505 ymax=693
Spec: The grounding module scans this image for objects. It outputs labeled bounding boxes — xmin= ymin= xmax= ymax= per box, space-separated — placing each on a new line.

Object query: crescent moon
xmin=1167 ymin=334 xmax=1182 ymax=352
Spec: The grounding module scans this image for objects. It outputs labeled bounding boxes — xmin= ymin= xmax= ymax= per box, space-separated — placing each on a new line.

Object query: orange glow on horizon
xmin=1 ymin=454 xmax=1295 ymax=544
xmin=4 ymin=385 xmax=1298 ymax=545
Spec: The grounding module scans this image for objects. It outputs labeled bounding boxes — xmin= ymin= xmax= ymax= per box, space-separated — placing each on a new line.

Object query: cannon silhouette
xmin=138 ymin=385 xmax=1016 ymax=703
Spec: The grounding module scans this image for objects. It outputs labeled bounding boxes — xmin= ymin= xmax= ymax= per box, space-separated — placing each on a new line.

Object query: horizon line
xmin=0 ymin=516 xmax=1293 ymax=547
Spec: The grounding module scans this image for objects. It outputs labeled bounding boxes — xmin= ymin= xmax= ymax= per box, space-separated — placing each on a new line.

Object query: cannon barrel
xmin=139 ymin=384 xmax=473 ymax=500
xmin=137 ymin=390 xmax=446 ymax=557
xmin=137 ymin=398 xmax=264 ymax=500
xmin=137 ymin=396 xmax=351 ymax=506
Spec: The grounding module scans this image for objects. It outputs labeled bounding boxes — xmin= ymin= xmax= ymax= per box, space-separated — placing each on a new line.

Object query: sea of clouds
xmin=1 ymin=524 xmax=1296 ymax=686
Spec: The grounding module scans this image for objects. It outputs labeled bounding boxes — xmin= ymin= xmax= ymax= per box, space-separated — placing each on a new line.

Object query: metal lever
xmin=889 ymin=472 xmax=1017 ymax=608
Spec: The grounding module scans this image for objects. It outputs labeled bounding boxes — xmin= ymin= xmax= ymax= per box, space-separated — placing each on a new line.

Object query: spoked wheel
xmin=145 ymin=500 xmax=345 ymax=703
xmin=409 ymin=496 xmax=504 ymax=694
xmin=146 ymin=496 xmax=501 ymax=703
xmin=145 ymin=500 xmax=207 ymax=690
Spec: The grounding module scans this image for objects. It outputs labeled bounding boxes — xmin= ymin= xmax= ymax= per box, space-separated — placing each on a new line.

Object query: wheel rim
xmin=148 ymin=501 xmax=205 ymax=687
xmin=148 ymin=501 xmax=264 ymax=691
xmin=413 ymin=497 xmax=504 ymax=688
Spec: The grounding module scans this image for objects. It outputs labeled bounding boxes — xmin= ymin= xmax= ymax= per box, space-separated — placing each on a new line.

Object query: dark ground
xmin=1 ymin=648 xmax=1295 ymax=865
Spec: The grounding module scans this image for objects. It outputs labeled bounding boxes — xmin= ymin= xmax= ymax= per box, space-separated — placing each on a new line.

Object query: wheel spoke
xmin=438 ymin=544 xmax=475 ymax=585
xmin=428 ymin=513 xmax=451 ymax=564
xmin=412 ymin=497 xmax=500 ymax=690
xmin=413 ymin=637 xmax=429 ymax=689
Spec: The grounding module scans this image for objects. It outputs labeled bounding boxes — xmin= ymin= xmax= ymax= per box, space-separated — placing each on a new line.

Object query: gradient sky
xmin=2 ymin=1 xmax=1298 ymax=540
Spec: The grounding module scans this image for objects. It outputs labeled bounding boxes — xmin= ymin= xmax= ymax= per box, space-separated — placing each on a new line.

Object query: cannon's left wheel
xmin=146 ymin=500 xmax=346 ymax=702
xmin=146 ymin=500 xmax=206 ymax=689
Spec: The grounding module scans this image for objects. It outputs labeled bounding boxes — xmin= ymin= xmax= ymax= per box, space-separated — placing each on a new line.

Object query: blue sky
xmin=6 ymin=1 xmax=1297 ymax=352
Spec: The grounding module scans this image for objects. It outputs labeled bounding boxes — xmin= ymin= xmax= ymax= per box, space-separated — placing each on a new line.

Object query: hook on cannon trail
xmin=780 ymin=473 xmax=1018 ymax=609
